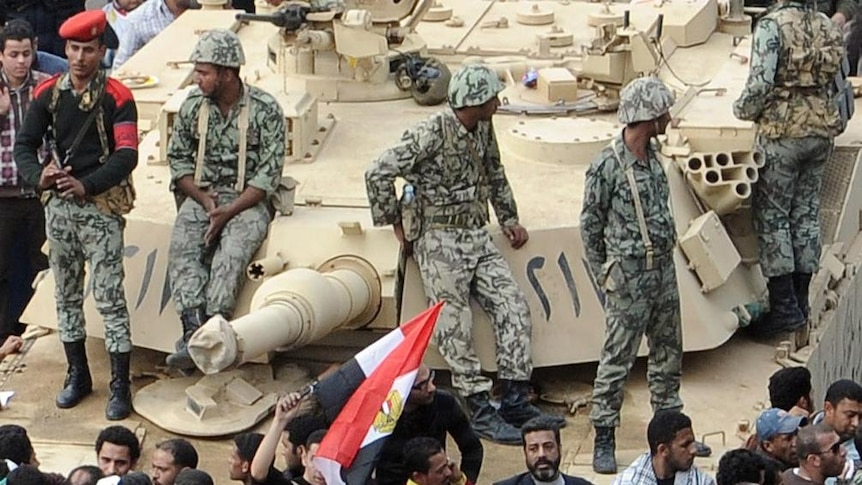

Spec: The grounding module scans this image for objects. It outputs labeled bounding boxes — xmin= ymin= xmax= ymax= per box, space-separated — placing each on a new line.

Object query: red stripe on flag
xmin=315 ymin=302 xmax=443 ymax=483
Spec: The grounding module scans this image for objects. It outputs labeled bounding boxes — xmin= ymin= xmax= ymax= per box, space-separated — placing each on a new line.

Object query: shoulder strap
xmin=194 ymin=100 xmax=210 ymax=187
xmin=236 ymin=89 xmax=250 ymax=192
xmin=194 ymin=90 xmax=251 ymax=192
xmin=611 ymin=141 xmax=655 ymax=270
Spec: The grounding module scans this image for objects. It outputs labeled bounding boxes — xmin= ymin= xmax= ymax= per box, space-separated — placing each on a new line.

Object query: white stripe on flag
xmin=315 ymin=456 xmax=346 ymax=485
xmin=359 ymin=370 xmax=419 ymax=448
xmin=354 ymin=325 xmax=405 ymax=376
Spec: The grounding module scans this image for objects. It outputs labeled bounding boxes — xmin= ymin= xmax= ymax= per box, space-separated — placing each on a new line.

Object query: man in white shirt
xmin=112 ymin=0 xmax=190 ymax=70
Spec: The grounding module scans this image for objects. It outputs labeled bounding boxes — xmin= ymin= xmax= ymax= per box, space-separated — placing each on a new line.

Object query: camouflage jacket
xmin=733 ymin=1 xmax=844 ymax=138
xmin=364 ymin=109 xmax=519 ymax=228
xmin=580 ymin=134 xmax=676 ymax=281
xmin=167 ymin=84 xmax=285 ymax=196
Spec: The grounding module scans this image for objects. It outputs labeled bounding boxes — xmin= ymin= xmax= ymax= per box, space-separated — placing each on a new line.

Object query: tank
xmin=9 ymin=0 xmax=862 ymax=480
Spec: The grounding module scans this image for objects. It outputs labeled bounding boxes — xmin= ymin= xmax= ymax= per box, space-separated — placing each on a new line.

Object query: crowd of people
xmin=0 ymin=366 xmax=860 ymax=485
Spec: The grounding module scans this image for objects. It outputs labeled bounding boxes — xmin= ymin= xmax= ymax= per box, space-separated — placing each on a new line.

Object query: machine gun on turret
xmin=236 ymin=4 xmax=312 ymax=31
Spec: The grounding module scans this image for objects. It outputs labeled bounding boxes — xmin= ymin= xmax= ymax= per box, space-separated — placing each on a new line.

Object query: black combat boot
xmin=465 ymin=391 xmax=522 ymax=445
xmin=793 ymin=272 xmax=812 ymax=320
xmin=165 ymin=308 xmax=206 ymax=370
xmin=56 ymin=341 xmax=93 ymax=409
xmin=592 ymin=426 xmax=617 ymax=474
xmin=106 ymin=352 xmax=132 ymax=420
xmin=499 ymin=380 xmax=567 ymax=428
xmin=755 ymin=274 xmax=806 ymax=335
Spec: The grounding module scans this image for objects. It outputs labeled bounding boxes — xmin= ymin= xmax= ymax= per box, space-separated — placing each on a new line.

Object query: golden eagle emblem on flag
xmin=373 ymin=389 xmax=404 ymax=433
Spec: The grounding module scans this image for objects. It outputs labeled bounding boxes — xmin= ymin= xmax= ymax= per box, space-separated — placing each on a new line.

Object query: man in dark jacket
xmin=6 ymin=0 xmax=85 ymax=57
xmin=494 ymin=416 xmax=594 ymax=485
xmin=375 ymin=366 xmax=483 ymax=485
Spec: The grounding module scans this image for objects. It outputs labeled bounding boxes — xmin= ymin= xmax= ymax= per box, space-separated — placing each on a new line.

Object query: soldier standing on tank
xmin=165 ymin=29 xmax=285 ymax=371
xmin=365 ymin=63 xmax=565 ymax=446
xmin=733 ymin=0 xmax=845 ymax=335
xmin=581 ymin=77 xmax=712 ymax=474
xmin=13 ymin=10 xmax=138 ymax=420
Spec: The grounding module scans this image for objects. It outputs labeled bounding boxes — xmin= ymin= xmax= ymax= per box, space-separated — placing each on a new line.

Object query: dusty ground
xmin=0 ymin=329 xmax=788 ymax=484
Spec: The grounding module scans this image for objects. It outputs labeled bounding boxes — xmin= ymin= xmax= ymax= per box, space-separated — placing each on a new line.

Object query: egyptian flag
xmin=313 ymin=302 xmax=443 ymax=485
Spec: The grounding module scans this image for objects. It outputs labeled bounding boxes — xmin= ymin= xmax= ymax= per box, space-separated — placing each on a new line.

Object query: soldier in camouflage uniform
xmin=166 ymin=29 xmax=285 ymax=371
xmin=733 ymin=0 xmax=845 ymax=335
xmin=581 ymin=77 xmax=707 ymax=474
xmin=13 ymin=10 xmax=137 ymax=420
xmin=365 ymin=64 xmax=564 ymax=445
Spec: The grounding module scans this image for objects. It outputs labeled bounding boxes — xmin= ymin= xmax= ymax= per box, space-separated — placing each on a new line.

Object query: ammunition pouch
xmin=269 ymin=176 xmax=298 ymax=216
xmin=91 ymin=175 xmax=136 ymax=216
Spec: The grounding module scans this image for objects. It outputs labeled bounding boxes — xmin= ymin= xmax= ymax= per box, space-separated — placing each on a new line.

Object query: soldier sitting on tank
xmin=165 ymin=29 xmax=286 ymax=372
xmin=365 ymin=63 xmax=565 ymax=445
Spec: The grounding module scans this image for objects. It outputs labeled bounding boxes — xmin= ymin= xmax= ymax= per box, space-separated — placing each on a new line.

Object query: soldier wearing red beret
xmin=13 ymin=9 xmax=138 ymax=421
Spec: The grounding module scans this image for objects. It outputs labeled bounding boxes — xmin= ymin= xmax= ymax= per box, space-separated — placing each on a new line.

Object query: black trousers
xmin=0 ymin=197 xmax=48 ymax=340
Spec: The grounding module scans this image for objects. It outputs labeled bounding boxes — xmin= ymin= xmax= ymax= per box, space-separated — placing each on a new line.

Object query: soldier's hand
xmin=205 ymin=205 xmax=233 ymax=246
xmin=39 ymin=164 xmax=66 ymax=190
xmin=201 ymin=191 xmax=217 ymax=213
xmin=0 ymin=86 xmax=10 ymax=117
xmin=503 ymin=224 xmax=529 ymax=249
xmin=0 ymin=336 xmax=23 ymax=357
xmin=56 ymin=168 xmax=86 ymax=199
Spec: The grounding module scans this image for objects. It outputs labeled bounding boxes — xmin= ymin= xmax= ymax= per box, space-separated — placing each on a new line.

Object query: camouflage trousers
xmin=414 ymin=227 xmax=532 ymax=397
xmin=590 ymin=253 xmax=683 ymax=427
xmin=753 ymin=136 xmax=832 ymax=278
xmin=45 ymin=196 xmax=131 ymax=353
xmin=168 ymin=192 xmax=270 ymax=317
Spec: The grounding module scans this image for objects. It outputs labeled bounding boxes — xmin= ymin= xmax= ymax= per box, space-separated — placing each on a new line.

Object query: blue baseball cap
xmin=756 ymin=408 xmax=807 ymax=441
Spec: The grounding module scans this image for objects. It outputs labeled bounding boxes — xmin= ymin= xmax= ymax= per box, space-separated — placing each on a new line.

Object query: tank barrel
xmin=187 ymin=255 xmax=381 ymax=374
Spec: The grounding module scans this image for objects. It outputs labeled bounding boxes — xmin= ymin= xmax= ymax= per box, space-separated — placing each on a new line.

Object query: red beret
xmin=59 ymin=10 xmax=119 ymax=48
xmin=59 ymin=10 xmax=107 ymax=42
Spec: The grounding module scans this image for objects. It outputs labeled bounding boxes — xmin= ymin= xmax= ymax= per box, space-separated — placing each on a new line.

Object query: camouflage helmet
xmin=448 ymin=64 xmax=505 ymax=109
xmin=190 ymin=29 xmax=245 ymax=68
xmin=617 ymin=77 xmax=675 ymax=124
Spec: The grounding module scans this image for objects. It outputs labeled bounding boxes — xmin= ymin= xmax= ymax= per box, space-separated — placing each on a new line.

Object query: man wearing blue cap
xmin=755 ymin=408 xmax=807 ymax=474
